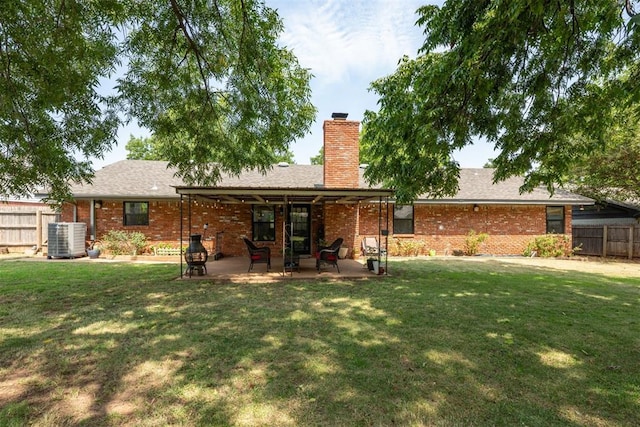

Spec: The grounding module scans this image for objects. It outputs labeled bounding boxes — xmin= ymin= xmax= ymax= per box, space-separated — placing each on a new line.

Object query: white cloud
xmin=272 ymin=0 xmax=425 ymax=84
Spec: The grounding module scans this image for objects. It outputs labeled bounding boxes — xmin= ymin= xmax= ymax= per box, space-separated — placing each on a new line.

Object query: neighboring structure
xmin=571 ymin=200 xmax=640 ymax=258
xmin=56 ymin=113 xmax=592 ymax=258
xmin=572 ymin=200 xmax=640 ymax=226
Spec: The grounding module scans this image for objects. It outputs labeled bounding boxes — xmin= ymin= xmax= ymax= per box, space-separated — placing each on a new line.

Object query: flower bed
xmin=153 ymin=247 xmax=182 ymax=256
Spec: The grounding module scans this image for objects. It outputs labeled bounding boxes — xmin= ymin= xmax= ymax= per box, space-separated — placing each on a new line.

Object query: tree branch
xmin=625 ymin=0 xmax=636 ymax=17
xmin=169 ymin=0 xmax=215 ymax=109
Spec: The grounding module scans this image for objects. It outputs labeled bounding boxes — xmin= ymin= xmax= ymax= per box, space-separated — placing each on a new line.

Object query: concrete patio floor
xmin=179 ymin=255 xmax=385 ymax=282
xmin=7 ymin=252 xmax=387 ymax=283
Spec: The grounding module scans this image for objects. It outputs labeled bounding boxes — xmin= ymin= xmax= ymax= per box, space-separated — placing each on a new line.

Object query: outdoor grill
xmin=185 ymin=234 xmax=208 ymax=277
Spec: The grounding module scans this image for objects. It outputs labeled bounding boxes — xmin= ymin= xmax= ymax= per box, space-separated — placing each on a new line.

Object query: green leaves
xmin=569 ymin=105 xmax=640 ymax=202
xmin=363 ymin=0 xmax=640 ymax=202
xmin=125 ymin=135 xmax=166 ymax=161
xmin=1 ymin=1 xmax=120 ymax=203
xmin=117 ymin=0 xmax=315 ymax=186
xmin=1 ymin=0 xmax=315 ymax=202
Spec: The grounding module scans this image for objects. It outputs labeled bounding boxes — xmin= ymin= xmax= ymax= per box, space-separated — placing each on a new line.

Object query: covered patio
xmin=175 ymin=184 xmax=393 ymax=279
xmin=178 ymin=255 xmax=387 ymax=283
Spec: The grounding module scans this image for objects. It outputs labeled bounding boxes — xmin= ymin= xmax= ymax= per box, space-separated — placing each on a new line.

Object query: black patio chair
xmin=316 ymin=237 xmax=343 ymax=273
xmin=243 ymin=238 xmax=271 ymax=272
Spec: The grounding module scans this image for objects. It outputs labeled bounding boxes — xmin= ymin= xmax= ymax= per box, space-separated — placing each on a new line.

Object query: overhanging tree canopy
xmin=570 ymin=106 xmax=640 ymax=202
xmin=362 ymin=0 xmax=640 ymax=203
xmin=0 ymin=0 xmax=315 ymax=203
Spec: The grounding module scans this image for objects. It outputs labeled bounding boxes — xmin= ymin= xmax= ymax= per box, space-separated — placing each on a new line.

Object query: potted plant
xmin=87 ymin=240 xmax=101 ymax=259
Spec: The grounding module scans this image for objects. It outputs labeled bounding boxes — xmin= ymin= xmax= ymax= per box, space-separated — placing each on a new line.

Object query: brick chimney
xmin=323 ymin=113 xmax=360 ymax=188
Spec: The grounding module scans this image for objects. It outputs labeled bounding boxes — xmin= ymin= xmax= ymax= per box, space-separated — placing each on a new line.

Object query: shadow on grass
xmin=0 ymin=258 xmax=639 ymax=425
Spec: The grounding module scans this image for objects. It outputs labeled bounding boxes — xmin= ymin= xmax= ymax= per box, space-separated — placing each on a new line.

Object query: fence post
xmin=602 ymin=225 xmax=608 ymax=258
xmin=36 ymin=210 xmax=43 ymax=250
xmin=629 ymin=225 xmax=634 ymax=259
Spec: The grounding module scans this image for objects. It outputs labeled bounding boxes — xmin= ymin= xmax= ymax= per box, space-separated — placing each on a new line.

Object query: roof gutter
xmin=409 ymin=199 xmax=595 ymax=206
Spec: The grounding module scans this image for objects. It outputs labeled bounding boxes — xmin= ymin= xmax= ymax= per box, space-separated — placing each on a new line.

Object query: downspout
xmin=90 ymin=199 xmax=96 ymax=241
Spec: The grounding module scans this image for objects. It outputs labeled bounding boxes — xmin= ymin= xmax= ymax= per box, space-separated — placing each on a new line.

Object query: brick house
xmin=59 ymin=113 xmax=592 ymax=258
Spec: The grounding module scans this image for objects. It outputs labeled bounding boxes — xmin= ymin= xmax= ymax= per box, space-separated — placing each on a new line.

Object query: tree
xmin=570 ymin=108 xmax=640 ymax=202
xmin=274 ymin=148 xmax=296 ymax=164
xmin=483 ymin=159 xmax=496 ymax=169
xmin=310 ymin=147 xmax=323 ymax=165
xmin=1 ymin=2 xmax=120 ymax=203
xmin=309 ymin=138 xmax=370 ymax=165
xmin=125 ymin=135 xmax=166 ymax=161
xmin=125 ymin=134 xmax=295 ymax=164
xmin=1 ymin=0 xmax=315 ymax=203
xmin=362 ymin=1 xmax=640 ymax=203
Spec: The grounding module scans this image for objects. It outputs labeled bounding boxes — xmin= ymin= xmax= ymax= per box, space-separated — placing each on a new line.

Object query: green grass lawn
xmin=1 ymin=258 xmax=639 ymax=426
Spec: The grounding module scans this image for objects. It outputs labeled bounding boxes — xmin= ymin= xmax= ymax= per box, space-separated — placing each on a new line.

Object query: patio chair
xmin=316 ymin=237 xmax=343 ymax=273
xmin=243 ymin=238 xmax=271 ymax=272
xmin=361 ymin=236 xmax=386 ymax=257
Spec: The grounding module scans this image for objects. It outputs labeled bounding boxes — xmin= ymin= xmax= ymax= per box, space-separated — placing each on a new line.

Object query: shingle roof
xmin=418 ymin=168 xmax=593 ymax=204
xmin=69 ymin=160 xmax=183 ymax=198
xmin=69 ymin=160 xmax=592 ymax=205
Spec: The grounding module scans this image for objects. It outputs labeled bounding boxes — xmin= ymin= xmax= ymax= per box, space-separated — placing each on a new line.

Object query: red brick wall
xmin=323 ymin=118 xmax=360 ymax=188
xmin=356 ymin=204 xmax=573 ymax=257
xmin=323 ymin=203 xmax=358 ymax=257
xmin=359 ymin=202 xmax=390 ymax=236
xmin=62 ymin=199 xmax=573 ymax=258
xmin=61 ymin=199 xmax=328 ymax=257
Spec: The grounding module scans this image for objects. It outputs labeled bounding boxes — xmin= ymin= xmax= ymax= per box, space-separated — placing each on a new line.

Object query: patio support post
xmin=180 ymin=194 xmax=184 ymax=278
xmin=281 ymin=196 xmax=290 ymax=277
xmin=188 ymin=194 xmax=192 ymax=238
xmin=282 ymin=197 xmax=297 ymax=277
xmin=385 ymin=197 xmax=389 ymax=274
xmin=378 ymin=196 xmax=382 ymax=269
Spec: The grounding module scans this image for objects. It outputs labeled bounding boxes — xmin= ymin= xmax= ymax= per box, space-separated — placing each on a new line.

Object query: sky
xmin=92 ymin=0 xmax=496 ymax=170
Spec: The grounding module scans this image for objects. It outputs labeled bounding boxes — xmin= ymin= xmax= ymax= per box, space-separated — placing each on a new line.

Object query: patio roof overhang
xmin=175 ymin=185 xmax=394 ymax=278
xmin=174 ymin=186 xmax=395 ymax=205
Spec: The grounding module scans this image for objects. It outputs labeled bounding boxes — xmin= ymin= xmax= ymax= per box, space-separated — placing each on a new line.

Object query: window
xmin=123 ymin=201 xmax=149 ymax=226
xmin=546 ymin=206 xmax=564 ymax=234
xmin=252 ymin=205 xmax=276 ymax=241
xmin=393 ymin=204 xmax=414 ymax=234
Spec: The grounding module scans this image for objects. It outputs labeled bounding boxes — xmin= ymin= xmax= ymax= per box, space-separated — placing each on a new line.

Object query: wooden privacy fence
xmin=572 ymin=225 xmax=640 ymax=259
xmin=0 ymin=207 xmax=59 ymax=250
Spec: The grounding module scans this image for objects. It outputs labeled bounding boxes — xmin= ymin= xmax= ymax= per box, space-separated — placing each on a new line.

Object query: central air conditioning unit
xmin=47 ymin=222 xmax=87 ymax=259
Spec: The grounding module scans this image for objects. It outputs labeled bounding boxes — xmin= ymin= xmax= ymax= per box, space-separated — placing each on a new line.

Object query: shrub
xmin=390 ymin=238 xmax=425 ymax=256
xmin=100 ymin=230 xmax=148 ymax=255
xmin=524 ymin=234 xmax=578 ymax=258
xmin=463 ymin=230 xmax=489 ymax=256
